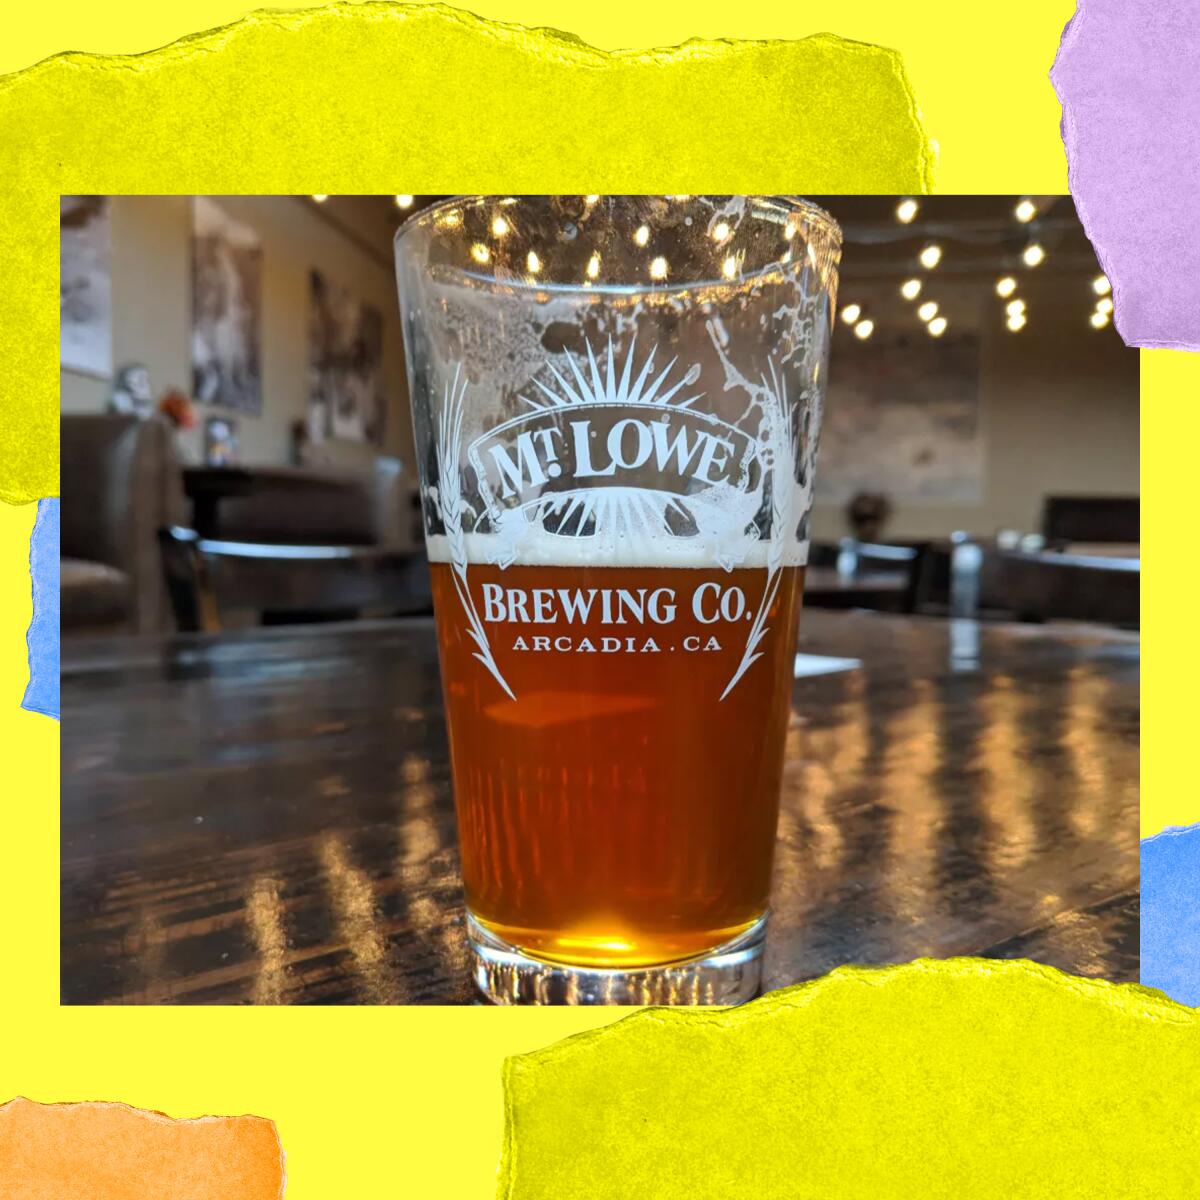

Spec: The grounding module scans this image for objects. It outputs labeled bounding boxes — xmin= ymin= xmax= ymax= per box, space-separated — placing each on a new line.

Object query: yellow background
xmin=2 ymin=1 xmax=1176 ymax=1195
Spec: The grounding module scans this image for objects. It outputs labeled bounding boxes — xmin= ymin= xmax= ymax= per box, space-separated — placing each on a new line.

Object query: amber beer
xmin=396 ymin=194 xmax=840 ymax=1002
xmin=430 ymin=557 xmax=805 ymax=969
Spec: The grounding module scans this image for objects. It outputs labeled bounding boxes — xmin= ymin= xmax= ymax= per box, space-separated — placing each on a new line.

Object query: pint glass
xmin=395 ymin=196 xmax=840 ymax=1004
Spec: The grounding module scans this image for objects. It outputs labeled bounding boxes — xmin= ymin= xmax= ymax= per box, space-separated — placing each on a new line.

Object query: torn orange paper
xmin=0 ymin=1097 xmax=285 ymax=1199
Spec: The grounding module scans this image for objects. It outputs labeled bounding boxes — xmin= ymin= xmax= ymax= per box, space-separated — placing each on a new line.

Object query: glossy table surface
xmin=61 ymin=611 xmax=1140 ymax=1004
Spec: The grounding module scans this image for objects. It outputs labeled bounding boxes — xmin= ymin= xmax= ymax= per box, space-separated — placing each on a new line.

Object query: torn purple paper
xmin=1051 ymin=0 xmax=1200 ymax=351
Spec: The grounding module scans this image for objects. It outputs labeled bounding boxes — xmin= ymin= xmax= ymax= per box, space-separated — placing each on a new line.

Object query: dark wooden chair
xmin=159 ymin=527 xmax=433 ymax=633
xmin=1042 ymin=496 xmax=1139 ymax=547
xmin=807 ymin=539 xmax=928 ymax=613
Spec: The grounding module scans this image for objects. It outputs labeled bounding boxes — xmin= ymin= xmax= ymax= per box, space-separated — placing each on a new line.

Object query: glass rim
xmin=393 ymin=194 xmax=842 ymax=296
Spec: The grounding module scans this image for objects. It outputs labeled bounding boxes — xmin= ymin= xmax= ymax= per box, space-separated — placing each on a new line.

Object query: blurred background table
xmin=803 ymin=567 xmax=910 ymax=611
xmin=60 ymin=610 xmax=1139 ymax=1004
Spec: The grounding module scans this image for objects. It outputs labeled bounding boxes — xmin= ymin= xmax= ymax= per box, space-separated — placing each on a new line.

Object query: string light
xmin=901 ymin=278 xmax=922 ymax=300
xmin=634 ymin=224 xmax=651 ymax=247
xmin=722 ymin=254 xmax=738 ymax=280
xmin=311 ymin=195 xmax=328 ymax=203
xmin=585 ymin=194 xmax=600 ymax=203
xmin=919 ymin=244 xmax=942 ymax=269
xmin=928 ymin=316 xmax=948 ymax=337
xmin=1007 ymin=312 xmax=1027 ymax=332
xmin=711 ymin=221 xmax=732 ymax=243
xmin=470 ymin=243 xmax=490 ymax=264
xmin=896 ymin=198 xmax=919 ymax=224
xmin=1015 ymin=198 xmax=1037 ymax=223
xmin=526 ymin=250 xmax=541 ymax=274
xmin=491 ymin=215 xmax=510 ymax=237
xmin=918 ymin=300 xmax=939 ymax=322
xmin=854 ymin=319 xmax=874 ymax=340
xmin=1093 ymin=274 xmax=1111 ymax=295
xmin=996 ymin=276 xmax=1017 ymax=298
xmin=1096 ymin=297 xmax=1113 ymax=315
xmin=1022 ymin=243 xmax=1045 ymax=267
xmin=1090 ymin=310 xmax=1110 ymax=329
xmin=394 ymin=195 xmax=414 ymax=209
xmin=649 ymin=256 xmax=669 ymax=280
xmin=840 ymin=303 xmax=862 ymax=325
xmin=586 ymin=251 xmax=601 ymax=279
xmin=1005 ymin=299 xmax=1026 ymax=317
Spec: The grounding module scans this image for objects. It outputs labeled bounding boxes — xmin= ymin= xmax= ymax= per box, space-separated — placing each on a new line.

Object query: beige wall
xmin=810 ymin=274 xmax=1139 ymax=542
xmin=60 ymin=195 xmax=414 ymax=472
xmin=64 ymin=199 xmax=1138 ymax=546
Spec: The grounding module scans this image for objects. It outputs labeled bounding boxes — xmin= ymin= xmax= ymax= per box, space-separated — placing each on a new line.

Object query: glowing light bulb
xmin=1090 ymin=310 xmax=1110 ymax=329
xmin=853 ymin=319 xmax=875 ymax=340
xmin=1007 ymin=312 xmax=1027 ymax=332
xmin=996 ymin=276 xmax=1017 ymax=298
xmin=586 ymin=252 xmax=601 ymax=279
xmin=896 ymin=198 xmax=919 ymax=224
xmin=841 ymin=303 xmax=862 ymax=325
xmin=722 ymin=255 xmax=738 ymax=280
xmin=1093 ymin=274 xmax=1111 ymax=295
xmin=1005 ymin=298 xmax=1026 ymax=317
xmin=1096 ymin=296 xmax=1113 ymax=315
xmin=928 ymin=316 xmax=948 ymax=337
xmin=649 ymin=256 xmax=668 ymax=280
xmin=585 ymin=194 xmax=600 ymax=203
xmin=311 ymin=194 xmax=328 ymax=203
xmin=918 ymin=300 xmax=939 ymax=322
xmin=919 ymin=244 xmax=942 ymax=269
xmin=711 ymin=221 xmax=732 ymax=243
xmin=526 ymin=250 xmax=541 ymax=274
xmin=900 ymin=278 xmax=922 ymax=300
xmin=1015 ymin=198 xmax=1037 ymax=223
xmin=634 ymin=224 xmax=651 ymax=247
xmin=1022 ymin=243 xmax=1045 ymax=267
xmin=470 ymin=243 xmax=490 ymax=264
xmin=491 ymin=215 xmax=510 ymax=237
xmin=394 ymin=194 xmax=414 ymax=209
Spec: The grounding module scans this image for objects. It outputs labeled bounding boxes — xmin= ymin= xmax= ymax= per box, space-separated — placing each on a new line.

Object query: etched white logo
xmin=433 ymin=338 xmax=799 ymax=701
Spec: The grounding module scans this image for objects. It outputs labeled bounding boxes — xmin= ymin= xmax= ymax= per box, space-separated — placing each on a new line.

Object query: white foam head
xmin=424 ymin=531 xmax=807 ymax=569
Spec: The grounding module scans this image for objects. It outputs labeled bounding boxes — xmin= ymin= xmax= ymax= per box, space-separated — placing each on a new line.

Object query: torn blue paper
xmin=21 ymin=498 xmax=59 ymax=720
xmin=1141 ymin=823 xmax=1200 ymax=1006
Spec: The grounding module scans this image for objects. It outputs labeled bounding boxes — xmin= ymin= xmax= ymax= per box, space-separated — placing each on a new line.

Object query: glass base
xmin=467 ymin=913 xmax=767 ymax=1006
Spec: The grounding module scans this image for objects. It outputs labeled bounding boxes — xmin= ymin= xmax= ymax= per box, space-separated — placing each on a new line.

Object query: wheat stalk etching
xmin=437 ymin=366 xmax=515 ymax=700
xmin=720 ymin=360 xmax=794 ymax=701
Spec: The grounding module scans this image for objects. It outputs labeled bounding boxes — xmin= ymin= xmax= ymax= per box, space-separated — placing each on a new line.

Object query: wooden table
xmin=60 ymin=611 xmax=1139 ymax=1004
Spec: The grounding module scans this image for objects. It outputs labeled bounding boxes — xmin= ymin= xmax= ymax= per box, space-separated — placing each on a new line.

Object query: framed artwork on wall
xmin=191 ymin=197 xmax=263 ymax=414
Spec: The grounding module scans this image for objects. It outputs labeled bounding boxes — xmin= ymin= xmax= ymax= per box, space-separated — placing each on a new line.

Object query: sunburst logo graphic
xmin=468 ymin=338 xmax=764 ymax=561
xmin=436 ymin=341 xmax=800 ymax=701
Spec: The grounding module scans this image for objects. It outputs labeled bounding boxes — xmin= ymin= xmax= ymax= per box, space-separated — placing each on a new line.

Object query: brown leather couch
xmin=61 ymin=414 xmax=186 ymax=635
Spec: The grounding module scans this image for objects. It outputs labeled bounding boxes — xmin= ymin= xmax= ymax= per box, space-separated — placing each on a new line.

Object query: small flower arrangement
xmin=157 ymin=388 xmax=198 ymax=430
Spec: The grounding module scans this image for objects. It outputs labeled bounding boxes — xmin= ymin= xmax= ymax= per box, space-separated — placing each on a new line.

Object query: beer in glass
xmin=395 ymin=196 xmax=840 ymax=1004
